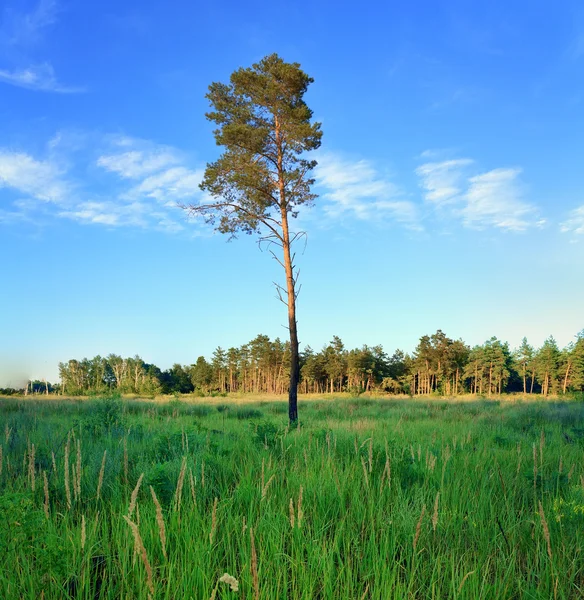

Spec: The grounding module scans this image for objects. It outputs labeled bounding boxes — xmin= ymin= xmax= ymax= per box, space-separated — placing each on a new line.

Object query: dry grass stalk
xmin=72 ymin=463 xmax=78 ymax=502
xmin=51 ymin=451 xmax=57 ymax=475
xmin=75 ymin=439 xmax=82 ymax=499
xmin=261 ymin=474 xmax=276 ymax=500
xmin=43 ymin=471 xmax=49 ymax=519
xmin=242 ymin=516 xmax=247 ymax=535
xmin=540 ymin=428 xmax=545 ymax=467
xmin=209 ymin=583 xmax=218 ymax=600
xmin=5 ymin=425 xmax=12 ymax=444
xmin=457 ymin=570 xmax=475 ymax=594
xmin=427 ymin=453 xmax=437 ymax=473
xmin=297 ymin=486 xmax=304 ymax=528
xmin=361 ymin=456 xmax=369 ymax=488
xmin=150 ymin=486 xmax=167 ymax=559
xmin=123 ymin=438 xmax=128 ymax=486
xmin=568 ymin=464 xmax=575 ymax=482
xmin=174 ymin=457 xmax=187 ymax=513
xmin=0 ymin=445 xmax=3 ymax=477
xmin=413 ymin=504 xmax=426 ymax=551
xmin=432 ymin=492 xmax=440 ymax=531
xmin=81 ymin=514 xmax=86 ymax=551
xmin=360 ymin=583 xmax=369 ymax=600
xmin=201 ymin=459 xmax=205 ymax=489
xmin=97 ymin=450 xmax=106 ymax=501
xmin=64 ymin=436 xmax=71 ymax=510
xmin=516 ymin=455 xmax=522 ymax=476
xmin=261 ymin=457 xmax=265 ymax=490
xmin=123 ymin=515 xmax=154 ymax=596
xmin=209 ymin=497 xmax=218 ymax=544
xmin=558 ymin=456 xmax=563 ymax=475
xmin=250 ymin=527 xmax=259 ymax=600
xmin=381 ymin=456 xmax=391 ymax=492
xmin=533 ymin=444 xmax=538 ymax=494
xmin=29 ymin=443 xmax=36 ymax=491
xmin=368 ymin=439 xmax=373 ymax=473
xmin=331 ymin=462 xmax=342 ymax=497
xmin=538 ymin=501 xmax=552 ymax=560
xmin=128 ymin=473 xmax=144 ymax=517
xmin=289 ymin=498 xmax=295 ymax=528
xmin=188 ymin=468 xmax=196 ymax=506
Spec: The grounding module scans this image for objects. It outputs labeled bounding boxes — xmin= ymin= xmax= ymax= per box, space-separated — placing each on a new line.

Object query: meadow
xmin=1 ymin=394 xmax=584 ymax=599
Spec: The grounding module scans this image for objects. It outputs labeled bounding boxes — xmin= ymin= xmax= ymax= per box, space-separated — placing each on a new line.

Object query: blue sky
xmin=1 ymin=0 xmax=583 ymax=386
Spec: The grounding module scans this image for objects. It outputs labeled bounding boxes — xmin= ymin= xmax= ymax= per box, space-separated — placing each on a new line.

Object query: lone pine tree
xmin=183 ymin=54 xmax=322 ymax=423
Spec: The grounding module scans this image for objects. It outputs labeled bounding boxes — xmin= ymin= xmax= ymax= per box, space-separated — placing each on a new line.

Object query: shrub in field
xmin=146 ymin=463 xmax=176 ymax=507
xmin=252 ymin=420 xmax=281 ymax=448
xmin=84 ymin=393 xmax=125 ymax=434
xmin=231 ymin=407 xmax=264 ymax=420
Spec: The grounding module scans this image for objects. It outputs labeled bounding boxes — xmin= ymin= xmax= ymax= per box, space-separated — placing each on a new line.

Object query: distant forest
xmin=6 ymin=329 xmax=583 ymax=398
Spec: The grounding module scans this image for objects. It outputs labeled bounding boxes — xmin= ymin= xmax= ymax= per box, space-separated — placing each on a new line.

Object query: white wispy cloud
xmin=98 ymin=137 xmax=202 ymax=204
xmin=0 ymin=0 xmax=58 ymax=47
xmin=314 ymin=152 xmax=421 ymax=230
xmin=129 ymin=167 xmax=203 ymax=203
xmin=0 ymin=135 xmax=192 ymax=234
xmin=416 ymin=153 xmax=541 ymax=231
xmin=416 ymin=158 xmax=473 ymax=205
xmin=0 ymin=150 xmax=68 ymax=201
xmin=560 ymin=205 xmax=584 ymax=235
xmin=0 ymin=63 xmax=84 ymax=93
xmin=97 ymin=147 xmax=181 ymax=179
xmin=0 ymin=1 xmax=83 ymax=93
xmin=461 ymin=168 xmax=537 ymax=231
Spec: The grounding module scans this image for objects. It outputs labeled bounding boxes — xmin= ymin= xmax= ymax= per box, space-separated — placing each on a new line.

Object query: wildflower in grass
xmin=219 ymin=573 xmax=239 ymax=592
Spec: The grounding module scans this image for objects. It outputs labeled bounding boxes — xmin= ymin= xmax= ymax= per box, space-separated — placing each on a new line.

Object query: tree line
xmin=32 ymin=329 xmax=584 ymax=397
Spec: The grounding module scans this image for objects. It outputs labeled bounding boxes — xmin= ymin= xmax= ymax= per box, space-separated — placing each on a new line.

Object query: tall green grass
xmin=1 ymin=395 xmax=584 ymax=598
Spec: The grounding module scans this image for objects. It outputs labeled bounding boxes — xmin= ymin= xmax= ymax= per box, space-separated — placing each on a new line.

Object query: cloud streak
xmin=0 ymin=63 xmax=84 ymax=93
xmin=560 ymin=205 xmax=584 ymax=235
xmin=0 ymin=1 xmax=84 ymax=93
xmin=416 ymin=158 xmax=473 ymax=205
xmin=0 ymin=134 xmax=200 ymax=234
xmin=0 ymin=150 xmax=68 ymax=201
xmin=416 ymin=154 xmax=542 ymax=231
xmin=315 ymin=152 xmax=422 ymax=230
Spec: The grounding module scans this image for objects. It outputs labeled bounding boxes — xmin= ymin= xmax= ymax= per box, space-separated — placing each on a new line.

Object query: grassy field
xmin=1 ymin=395 xmax=584 ymax=599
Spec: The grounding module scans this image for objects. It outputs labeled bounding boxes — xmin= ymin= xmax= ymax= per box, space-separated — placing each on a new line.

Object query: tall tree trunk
xmin=278 ymin=155 xmax=299 ymax=423
xmin=563 ymin=361 xmax=572 ymax=394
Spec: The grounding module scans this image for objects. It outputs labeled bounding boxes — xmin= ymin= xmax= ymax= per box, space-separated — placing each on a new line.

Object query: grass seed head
xmin=128 ymin=473 xmax=144 ymax=518
xmin=413 ymin=504 xmax=426 ymax=551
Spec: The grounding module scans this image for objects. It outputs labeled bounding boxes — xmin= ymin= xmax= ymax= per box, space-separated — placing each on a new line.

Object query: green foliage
xmin=252 ymin=420 xmax=282 ymax=447
xmin=84 ymin=392 xmax=126 ymax=434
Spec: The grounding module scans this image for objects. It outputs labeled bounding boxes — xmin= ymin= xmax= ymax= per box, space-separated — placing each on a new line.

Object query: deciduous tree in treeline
xmin=182 ymin=54 xmax=322 ymax=424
